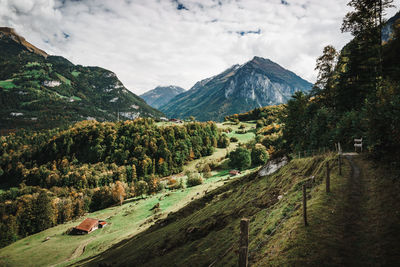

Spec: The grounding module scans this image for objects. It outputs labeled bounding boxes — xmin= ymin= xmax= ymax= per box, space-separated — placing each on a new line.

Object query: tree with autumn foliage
xmin=112 ymin=181 xmax=126 ymax=206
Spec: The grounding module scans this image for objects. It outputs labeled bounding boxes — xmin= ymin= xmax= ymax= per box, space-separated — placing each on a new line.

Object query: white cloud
xmin=1 ymin=0 xmax=399 ymax=94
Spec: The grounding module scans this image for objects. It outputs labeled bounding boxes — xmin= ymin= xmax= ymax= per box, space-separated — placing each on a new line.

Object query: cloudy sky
xmin=0 ymin=0 xmax=399 ymax=94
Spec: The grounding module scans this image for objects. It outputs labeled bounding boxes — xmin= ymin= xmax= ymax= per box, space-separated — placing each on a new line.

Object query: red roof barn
xmin=74 ymin=218 xmax=107 ymax=234
xmin=229 ymin=170 xmax=241 ymax=176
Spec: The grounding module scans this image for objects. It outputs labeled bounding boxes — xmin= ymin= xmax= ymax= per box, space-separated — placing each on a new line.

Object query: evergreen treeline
xmin=283 ymin=1 xmax=400 ymax=163
xmin=0 ymin=118 xmax=220 ymax=247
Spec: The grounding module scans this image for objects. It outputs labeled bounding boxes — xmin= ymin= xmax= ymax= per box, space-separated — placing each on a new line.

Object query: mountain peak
xmin=0 ymin=27 xmax=48 ymax=57
xmin=251 ymin=55 xmax=268 ymax=62
xmin=140 ymin=85 xmax=185 ymax=109
xmin=161 ymin=58 xmax=312 ymax=121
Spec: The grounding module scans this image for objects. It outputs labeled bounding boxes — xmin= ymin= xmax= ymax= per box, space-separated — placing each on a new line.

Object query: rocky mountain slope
xmin=160 ymin=56 xmax=312 ymax=121
xmin=382 ymin=11 xmax=400 ymax=42
xmin=0 ymin=27 xmax=163 ymax=132
xmin=140 ymin=85 xmax=185 ymax=109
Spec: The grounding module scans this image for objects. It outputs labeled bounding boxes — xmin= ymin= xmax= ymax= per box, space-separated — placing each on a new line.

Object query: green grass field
xmin=0 ymin=167 xmax=251 ymax=267
xmin=25 ymin=62 xmax=40 ymax=67
xmin=217 ymin=121 xmax=256 ymax=143
xmin=71 ymin=71 xmax=81 ymax=77
xmin=0 ymin=122 xmax=258 ymax=266
xmin=0 ymin=80 xmax=16 ymax=89
xmin=56 ymin=73 xmax=71 ymax=86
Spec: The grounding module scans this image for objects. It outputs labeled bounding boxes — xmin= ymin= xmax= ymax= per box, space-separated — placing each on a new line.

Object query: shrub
xmin=261 ymin=133 xmax=280 ymax=148
xmin=230 ymin=137 xmax=239 ymax=142
xmin=251 ymin=144 xmax=269 ymax=166
xmin=186 ymin=172 xmax=203 ymax=187
xmin=229 ymin=147 xmax=251 ymax=170
xmin=202 ymin=164 xmax=213 ymax=178
xmin=168 ymin=178 xmax=184 ymax=189
xmin=217 ymin=135 xmax=230 ymax=148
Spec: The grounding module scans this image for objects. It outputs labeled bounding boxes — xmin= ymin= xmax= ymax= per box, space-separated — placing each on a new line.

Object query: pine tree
xmin=313 ymin=45 xmax=338 ymax=108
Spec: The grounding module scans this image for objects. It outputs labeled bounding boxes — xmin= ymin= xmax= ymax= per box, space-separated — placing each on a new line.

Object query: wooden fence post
xmin=326 ymin=162 xmax=330 ymax=193
xmin=239 ymin=218 xmax=249 ymax=267
xmin=302 ymin=184 xmax=308 ymax=226
xmin=338 ymin=154 xmax=342 ymax=175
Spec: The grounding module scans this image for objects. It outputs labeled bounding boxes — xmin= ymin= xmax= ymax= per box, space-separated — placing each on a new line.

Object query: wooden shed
xmin=229 ymin=170 xmax=241 ymax=176
xmin=74 ymin=218 xmax=107 ymax=234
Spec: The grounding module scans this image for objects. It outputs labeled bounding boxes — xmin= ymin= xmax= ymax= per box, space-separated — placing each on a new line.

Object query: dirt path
xmin=51 ymin=238 xmax=93 ymax=267
xmin=341 ymin=155 xmax=365 ymax=266
xmin=340 ymin=154 xmax=400 ymax=266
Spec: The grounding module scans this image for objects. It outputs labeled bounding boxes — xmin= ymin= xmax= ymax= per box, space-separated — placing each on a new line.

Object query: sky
xmin=0 ymin=0 xmax=399 ymax=94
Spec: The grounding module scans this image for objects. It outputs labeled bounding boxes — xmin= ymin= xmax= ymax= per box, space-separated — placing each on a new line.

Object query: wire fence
xmin=207 ymin=152 xmax=342 ymax=266
xmin=289 ymin=147 xmax=332 ymax=159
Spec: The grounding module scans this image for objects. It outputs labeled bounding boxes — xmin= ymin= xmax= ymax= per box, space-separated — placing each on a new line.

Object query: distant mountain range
xmin=140 ymin=85 xmax=185 ymax=109
xmin=0 ymin=27 xmax=163 ymax=131
xmin=160 ymin=56 xmax=312 ymax=121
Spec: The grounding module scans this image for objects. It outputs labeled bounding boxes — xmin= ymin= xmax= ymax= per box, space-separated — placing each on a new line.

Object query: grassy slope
xmin=259 ymin=154 xmax=400 ymax=266
xmin=0 ymin=170 xmax=250 ymax=267
xmin=78 ymin=154 xmax=400 ymax=267
xmin=77 ymin=154 xmax=346 ymax=266
xmin=0 ymin=124 xmax=257 ymax=267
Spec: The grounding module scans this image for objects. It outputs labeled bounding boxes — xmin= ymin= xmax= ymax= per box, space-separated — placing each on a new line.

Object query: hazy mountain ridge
xmin=160 ymin=56 xmax=312 ymax=121
xmin=140 ymin=85 xmax=185 ymax=109
xmin=0 ymin=27 xmax=163 ymax=131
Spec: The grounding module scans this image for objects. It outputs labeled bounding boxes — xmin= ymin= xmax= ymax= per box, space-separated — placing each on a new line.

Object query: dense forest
xmin=0 ymin=119 xmax=224 ymax=247
xmin=281 ymin=3 xmax=400 ymax=164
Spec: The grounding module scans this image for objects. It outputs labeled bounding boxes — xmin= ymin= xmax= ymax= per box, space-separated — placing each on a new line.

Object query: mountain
xmin=140 ymin=85 xmax=185 ymax=109
xmin=160 ymin=56 xmax=312 ymax=121
xmin=382 ymin=11 xmax=400 ymax=43
xmin=0 ymin=27 xmax=163 ymax=132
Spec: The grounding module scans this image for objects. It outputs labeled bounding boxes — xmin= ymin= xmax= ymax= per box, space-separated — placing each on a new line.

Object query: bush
xmin=186 ymin=172 xmax=203 ymax=187
xmin=230 ymin=137 xmax=239 ymax=142
xmin=261 ymin=133 xmax=280 ymax=148
xmin=229 ymin=147 xmax=251 ymax=170
xmin=251 ymin=144 xmax=269 ymax=166
xmin=168 ymin=178 xmax=184 ymax=189
xmin=235 ymin=130 xmax=247 ymax=134
xmin=217 ymin=135 xmax=230 ymax=148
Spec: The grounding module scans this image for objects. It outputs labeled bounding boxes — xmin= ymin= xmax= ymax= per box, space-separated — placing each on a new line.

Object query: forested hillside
xmin=0 ymin=27 xmax=163 ymax=132
xmin=282 ymin=7 xmax=400 ymax=163
xmin=0 ymin=119 xmax=222 ymax=247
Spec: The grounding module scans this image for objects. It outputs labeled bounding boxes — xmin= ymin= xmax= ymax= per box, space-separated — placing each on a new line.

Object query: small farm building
xmin=74 ymin=218 xmax=107 ymax=234
xmin=229 ymin=170 xmax=241 ymax=176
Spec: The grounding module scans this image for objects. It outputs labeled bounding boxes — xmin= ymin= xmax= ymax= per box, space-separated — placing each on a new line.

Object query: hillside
xmin=140 ymin=86 xmax=185 ymax=109
xmin=0 ymin=119 xmax=223 ymax=248
xmin=0 ymin=27 xmax=163 ymax=132
xmin=77 ymin=154 xmax=400 ymax=266
xmin=160 ymin=57 xmax=312 ymax=121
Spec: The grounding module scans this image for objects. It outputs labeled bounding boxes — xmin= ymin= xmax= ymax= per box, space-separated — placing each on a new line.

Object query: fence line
xmin=290 ymin=147 xmax=332 ymax=159
xmin=208 ymin=152 xmax=344 ymax=266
